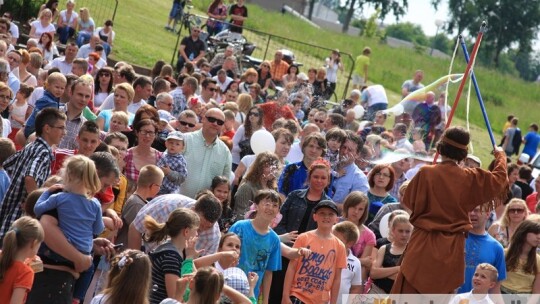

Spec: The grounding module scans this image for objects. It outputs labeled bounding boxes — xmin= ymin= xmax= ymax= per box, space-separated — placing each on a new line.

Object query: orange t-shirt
xmin=0 ymin=261 xmax=34 ymax=303
xmin=290 ymin=231 xmax=347 ymax=304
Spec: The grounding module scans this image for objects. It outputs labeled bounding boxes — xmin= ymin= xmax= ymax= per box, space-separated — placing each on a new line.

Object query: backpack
xmin=512 ymin=128 xmax=522 ymax=155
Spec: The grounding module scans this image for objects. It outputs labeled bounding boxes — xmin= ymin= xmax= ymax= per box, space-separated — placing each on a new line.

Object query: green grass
xmin=81 ymin=0 xmax=537 ymax=166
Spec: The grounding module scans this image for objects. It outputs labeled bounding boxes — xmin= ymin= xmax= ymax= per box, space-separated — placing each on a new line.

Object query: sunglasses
xmin=208 ymin=87 xmax=217 ymax=92
xmin=206 ymin=116 xmax=225 ymax=126
xmin=315 ymin=119 xmax=325 ymax=123
xmin=508 ymin=208 xmax=525 ymax=214
xmin=249 ymin=112 xmax=259 ymax=117
xmin=179 ymin=121 xmax=196 ymax=128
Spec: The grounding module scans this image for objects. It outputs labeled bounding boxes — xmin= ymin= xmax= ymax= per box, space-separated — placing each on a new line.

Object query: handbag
xmin=238 ymin=138 xmax=253 ymax=159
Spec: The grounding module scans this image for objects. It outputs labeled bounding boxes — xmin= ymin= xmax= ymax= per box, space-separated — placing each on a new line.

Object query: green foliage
xmin=385 ymin=22 xmax=429 ymax=46
xmin=363 ymin=8 xmax=380 ymax=38
xmin=445 ymin=0 xmax=540 ymax=67
xmin=351 ymin=19 xmax=366 ymax=32
xmin=429 ymin=34 xmax=451 ymax=54
xmin=2 ymin=0 xmax=41 ymax=22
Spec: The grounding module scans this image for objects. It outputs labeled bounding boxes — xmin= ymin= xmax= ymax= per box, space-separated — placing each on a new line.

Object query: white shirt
xmin=1 ymin=117 xmax=11 ymax=138
xmin=127 ymin=99 xmax=147 ymax=114
xmin=285 ymin=140 xmax=303 ymax=164
xmin=76 ymin=44 xmax=107 ymax=60
xmin=213 ymin=75 xmax=233 ymax=92
xmin=9 ymin=22 xmax=19 ymax=40
xmin=395 ymin=137 xmax=414 ymax=153
xmin=449 ymin=292 xmax=494 ymax=304
xmin=59 ymin=10 xmax=78 ymax=27
xmin=362 ymin=85 xmax=389 ymax=107
xmin=98 ymin=93 xmax=115 ymax=111
xmin=47 ymin=57 xmax=73 ymax=75
xmin=338 ymin=250 xmax=363 ymax=304
xmin=28 ymin=87 xmax=45 ymax=108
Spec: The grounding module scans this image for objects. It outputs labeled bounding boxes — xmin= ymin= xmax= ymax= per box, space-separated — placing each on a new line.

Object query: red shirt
xmin=51 ymin=149 xmax=78 ymax=175
xmin=258 ymin=102 xmax=296 ymax=131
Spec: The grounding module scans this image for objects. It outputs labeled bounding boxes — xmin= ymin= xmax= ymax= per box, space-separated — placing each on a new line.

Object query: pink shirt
xmin=351 ymin=225 xmax=376 ymax=257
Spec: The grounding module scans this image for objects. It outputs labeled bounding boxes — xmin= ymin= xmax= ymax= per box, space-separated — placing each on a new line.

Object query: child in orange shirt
xmin=282 ymin=200 xmax=347 ymax=304
xmin=0 ymin=217 xmax=44 ymax=304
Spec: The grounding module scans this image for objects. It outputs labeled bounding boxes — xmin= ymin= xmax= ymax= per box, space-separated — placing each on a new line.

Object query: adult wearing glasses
xmin=176 ymin=25 xmax=206 ymax=73
xmin=181 ymin=108 xmax=232 ymax=198
xmin=96 ymin=83 xmax=135 ymax=131
xmin=198 ymin=78 xmax=218 ymax=104
xmin=170 ymin=109 xmax=198 ymax=133
xmin=124 ymin=119 xmax=162 ymax=183
xmin=366 ymin=163 xmax=398 ymax=223
xmin=231 ymin=106 xmax=264 ymax=170
xmin=488 ymin=198 xmax=529 ymax=248
xmin=0 ymin=82 xmax=13 ymax=137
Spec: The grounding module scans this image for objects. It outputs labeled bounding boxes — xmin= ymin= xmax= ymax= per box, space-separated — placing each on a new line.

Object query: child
xmin=23 ymin=72 xmax=67 ymax=138
xmin=0 ymin=108 xmax=67 ymax=240
xmin=229 ymin=190 xmax=283 ymax=304
xmin=51 ymin=120 xmax=101 ymax=175
xmin=145 ymin=208 xmax=200 ymax=304
xmin=412 ymin=127 xmax=426 ymax=153
xmin=157 ymin=131 xmax=188 ymax=195
xmin=90 ymin=250 xmax=152 ymax=304
xmin=87 ymin=52 xmax=100 ymax=76
xmin=333 ymin=221 xmax=363 ymax=303
xmin=0 ymin=138 xmax=16 ymax=203
xmin=325 ymin=127 xmax=347 ymax=171
xmin=165 ymin=0 xmax=185 ymax=32
xmin=116 ymin=165 xmax=164 ymax=247
xmin=0 ymin=216 xmax=44 ymax=304
xmin=450 ymin=263 xmax=497 ymax=304
xmin=222 ymin=109 xmax=236 ymax=140
xmin=370 ymin=214 xmax=412 ymax=294
xmin=290 ymin=98 xmax=305 ymax=121
xmin=33 ymin=155 xmax=104 ymax=304
xmin=8 ymin=83 xmax=33 ymax=141
xmin=109 ymin=111 xmax=130 ymax=133
xmin=283 ymin=200 xmax=347 ymax=304
xmin=210 ymin=176 xmax=236 ymax=232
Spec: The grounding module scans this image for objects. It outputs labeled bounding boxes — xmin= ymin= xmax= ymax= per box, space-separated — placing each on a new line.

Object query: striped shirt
xmin=0 ymin=137 xmax=53 ymax=240
xmin=57 ymin=107 xmax=86 ymax=150
xmin=149 ymin=242 xmax=183 ymax=304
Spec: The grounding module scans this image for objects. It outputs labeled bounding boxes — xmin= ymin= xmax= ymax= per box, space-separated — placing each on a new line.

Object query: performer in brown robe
xmin=391 ymin=126 xmax=508 ymax=294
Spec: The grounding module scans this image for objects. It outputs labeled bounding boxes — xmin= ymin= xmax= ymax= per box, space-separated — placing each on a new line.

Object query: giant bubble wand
xmin=459 ymin=34 xmax=496 ymax=147
xmin=433 ymin=21 xmax=487 ymax=163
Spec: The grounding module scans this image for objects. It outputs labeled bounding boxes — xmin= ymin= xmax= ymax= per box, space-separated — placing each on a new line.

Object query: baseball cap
xmin=223 ymin=267 xmax=250 ymax=296
xmin=158 ymin=110 xmax=175 ymax=123
xmin=314 ymin=200 xmax=338 ymax=215
xmin=166 ymin=131 xmax=184 ymax=141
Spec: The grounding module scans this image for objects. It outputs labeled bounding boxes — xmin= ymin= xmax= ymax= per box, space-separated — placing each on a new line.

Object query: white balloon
xmin=250 ymin=130 xmax=276 ymax=155
xmin=392 ymin=104 xmax=404 ymax=116
xmin=353 ymin=105 xmax=365 ymax=120
xmin=379 ymin=213 xmax=392 ymax=238
xmin=385 ymin=104 xmax=405 ymax=116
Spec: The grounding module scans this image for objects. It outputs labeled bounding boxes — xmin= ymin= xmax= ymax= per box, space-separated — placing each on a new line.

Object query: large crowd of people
xmin=0 ymin=1 xmax=540 ymax=304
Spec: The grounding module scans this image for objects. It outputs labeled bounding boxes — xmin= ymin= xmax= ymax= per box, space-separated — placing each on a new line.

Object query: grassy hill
xmin=86 ymin=0 xmax=538 ymax=165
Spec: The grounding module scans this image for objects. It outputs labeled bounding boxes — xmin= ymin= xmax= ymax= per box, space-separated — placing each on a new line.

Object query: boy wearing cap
xmin=282 ymin=200 xmax=347 ymax=304
xmin=157 ymin=131 xmax=187 ymax=195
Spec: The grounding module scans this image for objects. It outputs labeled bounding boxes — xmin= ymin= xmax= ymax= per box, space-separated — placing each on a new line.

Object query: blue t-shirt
xmin=34 ymin=191 xmax=104 ymax=253
xmin=97 ymin=109 xmax=135 ymax=131
xmin=228 ymin=219 xmax=281 ymax=297
xmin=523 ymin=131 xmax=540 ymax=158
xmin=457 ymin=232 xmax=506 ymax=293
xmin=24 ymin=90 xmax=60 ymax=137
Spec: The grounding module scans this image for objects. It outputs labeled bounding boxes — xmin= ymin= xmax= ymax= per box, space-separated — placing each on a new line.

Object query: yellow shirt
xmin=354 ymin=54 xmax=370 ymax=76
xmin=502 ymin=250 xmax=540 ymax=293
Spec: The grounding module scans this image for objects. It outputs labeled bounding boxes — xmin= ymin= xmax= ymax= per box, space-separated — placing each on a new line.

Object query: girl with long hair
xmin=210 ymin=176 xmax=236 ymax=232
xmin=233 ymin=151 xmax=280 ymax=218
xmin=94 ymin=67 xmax=114 ymax=108
xmin=342 ymin=191 xmax=376 ymax=284
xmin=206 ymin=0 xmax=228 ymax=36
xmin=37 ymin=32 xmax=58 ymax=65
xmin=145 ymin=208 xmax=200 ymax=304
xmin=501 ymin=219 xmax=540 ymax=294
xmin=367 ymin=164 xmax=398 ymax=223
xmin=231 ymin=105 xmax=264 ymax=167
xmin=90 ymin=250 xmax=152 ymax=304
xmin=0 ymin=217 xmax=44 ymax=304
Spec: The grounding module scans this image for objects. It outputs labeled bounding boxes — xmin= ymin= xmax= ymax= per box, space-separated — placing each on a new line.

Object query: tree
xmin=440 ymin=0 xmax=540 ymax=68
xmin=341 ymin=0 xmax=409 ymax=34
xmin=385 ymin=22 xmax=428 ymax=46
